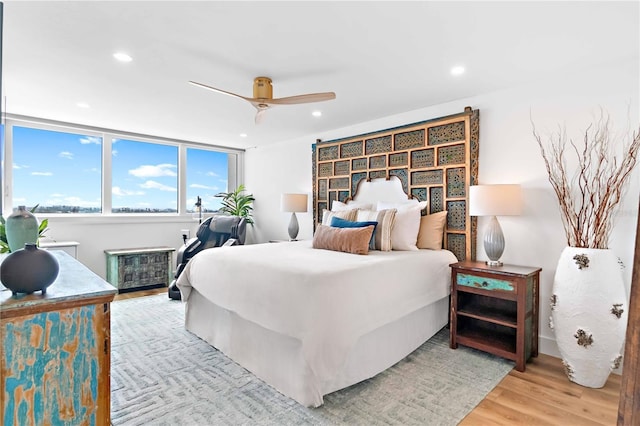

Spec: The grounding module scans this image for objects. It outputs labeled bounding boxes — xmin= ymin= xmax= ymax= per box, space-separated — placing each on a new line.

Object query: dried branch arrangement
xmin=532 ymin=111 xmax=640 ymax=248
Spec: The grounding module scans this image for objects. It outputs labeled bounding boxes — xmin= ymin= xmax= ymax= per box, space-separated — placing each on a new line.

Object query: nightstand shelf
xmin=457 ymin=292 xmax=518 ymax=327
xmin=457 ymin=321 xmax=517 ymax=357
xmin=450 ymin=261 xmax=541 ymax=372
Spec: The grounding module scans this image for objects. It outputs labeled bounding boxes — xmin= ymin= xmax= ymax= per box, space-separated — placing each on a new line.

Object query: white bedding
xmin=177 ymin=241 xmax=457 ymax=404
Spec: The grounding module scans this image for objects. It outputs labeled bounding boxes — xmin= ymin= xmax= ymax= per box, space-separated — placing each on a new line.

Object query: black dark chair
xmin=168 ymin=215 xmax=247 ymax=300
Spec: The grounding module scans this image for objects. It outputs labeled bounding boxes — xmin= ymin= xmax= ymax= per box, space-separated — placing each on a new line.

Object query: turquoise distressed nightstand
xmin=449 ymin=261 xmax=541 ymax=372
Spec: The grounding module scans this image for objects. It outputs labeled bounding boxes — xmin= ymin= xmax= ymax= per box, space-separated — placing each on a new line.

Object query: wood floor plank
xmin=497 ymin=375 xmax=617 ymax=425
xmin=465 ymin=356 xmax=621 ymax=425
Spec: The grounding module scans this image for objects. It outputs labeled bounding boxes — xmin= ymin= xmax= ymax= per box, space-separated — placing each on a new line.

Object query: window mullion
xmin=178 ymin=145 xmax=187 ymax=215
xmin=103 ymin=134 xmax=113 ymax=214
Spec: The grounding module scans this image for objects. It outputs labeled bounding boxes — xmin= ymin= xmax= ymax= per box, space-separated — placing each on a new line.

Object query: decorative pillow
xmin=417 ymin=211 xmax=448 ymax=250
xmin=377 ymin=201 xmax=428 ymax=251
xmin=322 ymin=209 xmax=357 ymax=225
xmin=330 ymin=217 xmax=378 ymax=250
xmin=356 ymin=209 xmax=396 ymax=252
xmin=331 ymin=200 xmax=374 ymax=212
xmin=312 ymin=224 xmax=374 ymax=255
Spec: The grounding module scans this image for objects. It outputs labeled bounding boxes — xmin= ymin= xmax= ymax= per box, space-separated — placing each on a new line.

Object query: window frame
xmin=2 ymin=114 xmax=243 ymax=221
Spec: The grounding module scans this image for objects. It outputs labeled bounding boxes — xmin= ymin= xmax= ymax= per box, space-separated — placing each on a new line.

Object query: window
xmin=3 ymin=117 xmax=242 ymax=217
xmin=186 ymin=147 xmax=229 ymax=213
xmin=111 ymin=139 xmax=178 ymax=213
xmin=12 ymin=126 xmax=102 ymax=213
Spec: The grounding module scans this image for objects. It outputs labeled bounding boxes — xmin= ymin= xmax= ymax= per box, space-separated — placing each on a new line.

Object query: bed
xmin=177 ymin=108 xmax=479 ymax=407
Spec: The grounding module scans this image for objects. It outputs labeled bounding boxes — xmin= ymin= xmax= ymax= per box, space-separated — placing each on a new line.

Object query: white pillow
xmin=377 ymin=201 xmax=427 ymax=251
xmin=332 ymin=200 xmax=374 ymax=211
xmin=375 ymin=199 xmax=421 ymax=210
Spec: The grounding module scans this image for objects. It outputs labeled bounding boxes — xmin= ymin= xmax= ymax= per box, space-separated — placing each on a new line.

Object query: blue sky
xmin=12 ymin=126 xmax=228 ymax=212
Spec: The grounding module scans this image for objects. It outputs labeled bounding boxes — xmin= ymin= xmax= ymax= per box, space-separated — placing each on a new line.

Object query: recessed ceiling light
xmin=76 ymin=102 xmax=90 ymax=108
xmin=113 ymin=52 xmax=133 ymax=62
xmin=312 ymin=111 xmax=322 ymax=117
xmin=239 ymin=133 xmax=248 ymax=138
xmin=451 ymin=66 xmax=465 ymax=76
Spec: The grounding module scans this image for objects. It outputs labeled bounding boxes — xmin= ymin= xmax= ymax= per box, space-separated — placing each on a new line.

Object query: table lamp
xmin=469 ymin=184 xmax=522 ymax=266
xmin=281 ymin=193 xmax=308 ymax=241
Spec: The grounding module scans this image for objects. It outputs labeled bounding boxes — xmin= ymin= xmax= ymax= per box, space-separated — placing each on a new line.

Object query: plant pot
xmin=5 ymin=205 xmax=39 ymax=252
xmin=550 ymin=246 xmax=628 ymax=388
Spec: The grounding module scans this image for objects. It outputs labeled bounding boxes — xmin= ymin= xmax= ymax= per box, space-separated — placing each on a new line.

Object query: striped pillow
xmin=322 ymin=209 xmax=357 ymax=225
xmin=356 ymin=209 xmax=396 ymax=251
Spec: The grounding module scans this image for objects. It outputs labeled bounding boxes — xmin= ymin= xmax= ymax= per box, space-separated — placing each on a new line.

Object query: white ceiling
xmin=3 ymin=1 xmax=638 ymax=149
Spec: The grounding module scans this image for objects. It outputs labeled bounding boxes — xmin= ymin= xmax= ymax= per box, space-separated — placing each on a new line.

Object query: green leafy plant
xmin=215 ymin=185 xmax=255 ymax=225
xmin=0 ymin=205 xmax=49 ymax=253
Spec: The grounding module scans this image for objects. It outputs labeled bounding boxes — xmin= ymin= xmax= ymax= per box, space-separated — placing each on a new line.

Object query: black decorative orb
xmin=1 ymin=244 xmax=60 ymax=295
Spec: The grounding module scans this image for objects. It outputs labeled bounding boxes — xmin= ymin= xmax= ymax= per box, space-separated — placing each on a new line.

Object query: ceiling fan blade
xmin=253 ymin=104 xmax=270 ymax=124
xmin=255 ymin=108 xmax=267 ymax=124
xmin=265 ymin=92 xmax=336 ymax=105
xmin=188 ymin=81 xmax=252 ymax=102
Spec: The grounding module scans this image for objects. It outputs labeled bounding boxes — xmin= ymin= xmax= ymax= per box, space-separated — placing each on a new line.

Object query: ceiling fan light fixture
xmin=239 ymin=133 xmax=248 ymax=138
xmin=312 ymin=111 xmax=322 ymax=117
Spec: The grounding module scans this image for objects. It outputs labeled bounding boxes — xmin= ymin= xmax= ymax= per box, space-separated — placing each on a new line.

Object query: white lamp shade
xmin=281 ymin=193 xmax=308 ymax=213
xmin=469 ymin=184 xmax=522 ymax=216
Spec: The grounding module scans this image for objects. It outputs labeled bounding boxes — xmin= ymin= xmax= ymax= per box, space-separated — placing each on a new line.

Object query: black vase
xmin=1 ymin=244 xmax=60 ymax=295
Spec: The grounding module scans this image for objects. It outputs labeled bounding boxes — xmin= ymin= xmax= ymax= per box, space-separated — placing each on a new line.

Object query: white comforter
xmin=177 ymin=241 xmax=456 ymax=391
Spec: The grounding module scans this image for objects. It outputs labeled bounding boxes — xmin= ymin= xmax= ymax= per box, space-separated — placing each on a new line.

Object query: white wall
xmin=246 ymin=57 xmax=640 ymax=357
xmin=40 ymin=216 xmax=202 ymax=280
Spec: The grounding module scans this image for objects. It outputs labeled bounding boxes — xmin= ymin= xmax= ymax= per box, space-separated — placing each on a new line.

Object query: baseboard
xmin=539 ymin=335 xmax=561 ymax=358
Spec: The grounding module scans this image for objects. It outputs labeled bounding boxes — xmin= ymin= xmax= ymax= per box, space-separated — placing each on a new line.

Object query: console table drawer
xmin=457 ymin=273 xmax=515 ymax=292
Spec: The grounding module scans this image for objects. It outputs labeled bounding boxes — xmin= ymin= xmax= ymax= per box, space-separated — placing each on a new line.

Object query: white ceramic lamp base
xmin=287 ymin=212 xmax=299 ymax=241
xmin=483 ymin=215 xmax=505 ymax=266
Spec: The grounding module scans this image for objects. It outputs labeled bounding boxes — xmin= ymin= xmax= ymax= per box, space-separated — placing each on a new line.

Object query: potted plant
xmin=215 ymin=185 xmax=255 ymax=225
xmin=532 ymin=110 xmax=640 ymax=388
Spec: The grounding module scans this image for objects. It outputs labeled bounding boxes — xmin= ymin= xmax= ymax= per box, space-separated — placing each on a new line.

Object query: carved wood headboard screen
xmin=312 ymin=107 xmax=479 ymax=261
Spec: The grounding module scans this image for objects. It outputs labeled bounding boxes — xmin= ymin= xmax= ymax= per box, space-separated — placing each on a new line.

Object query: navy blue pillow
xmin=330 ymin=217 xmax=378 ymax=250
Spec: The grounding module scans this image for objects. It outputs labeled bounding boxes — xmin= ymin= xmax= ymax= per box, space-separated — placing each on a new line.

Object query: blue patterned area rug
xmin=110 ymin=294 xmax=513 ymax=425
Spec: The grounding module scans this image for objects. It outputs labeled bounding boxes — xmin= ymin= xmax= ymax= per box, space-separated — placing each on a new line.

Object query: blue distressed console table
xmin=1 ymin=251 xmax=117 ymax=425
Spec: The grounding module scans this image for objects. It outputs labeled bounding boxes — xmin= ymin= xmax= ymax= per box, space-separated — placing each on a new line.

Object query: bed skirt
xmin=184 ymin=289 xmax=449 ymax=407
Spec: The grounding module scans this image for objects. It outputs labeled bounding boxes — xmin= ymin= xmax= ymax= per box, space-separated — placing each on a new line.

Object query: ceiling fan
xmin=189 ymin=77 xmax=336 ymax=124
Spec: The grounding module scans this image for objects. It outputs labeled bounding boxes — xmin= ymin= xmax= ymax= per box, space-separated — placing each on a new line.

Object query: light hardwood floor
xmin=116 ymin=288 xmax=621 ymax=425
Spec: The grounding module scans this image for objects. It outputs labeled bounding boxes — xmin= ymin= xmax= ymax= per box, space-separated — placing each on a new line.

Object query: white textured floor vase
xmin=551 ymin=247 xmax=628 ymax=388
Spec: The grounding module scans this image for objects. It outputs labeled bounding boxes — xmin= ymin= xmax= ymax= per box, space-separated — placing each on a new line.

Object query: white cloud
xmin=140 ymin=180 xmax=176 ymax=192
xmin=79 ymin=136 xmax=101 ymax=145
xmin=32 ymin=172 xmax=53 ymax=176
xmin=137 ymin=202 xmax=152 ymax=207
xmin=13 ymin=163 xmax=28 ymax=169
xmin=190 ymin=183 xmax=219 ymax=191
xmin=13 ymin=197 xmax=26 ymax=203
xmin=50 ymin=193 xmax=65 ymax=197
xmin=129 ymin=164 xmax=177 ymax=178
xmin=59 ymin=151 xmax=74 ymax=160
xmin=112 ymin=150 xmax=118 ymax=157
xmin=206 ymin=171 xmax=219 ymax=177
xmin=112 ymin=186 xmax=145 ymax=197
xmin=85 ymin=167 xmax=100 ymax=173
